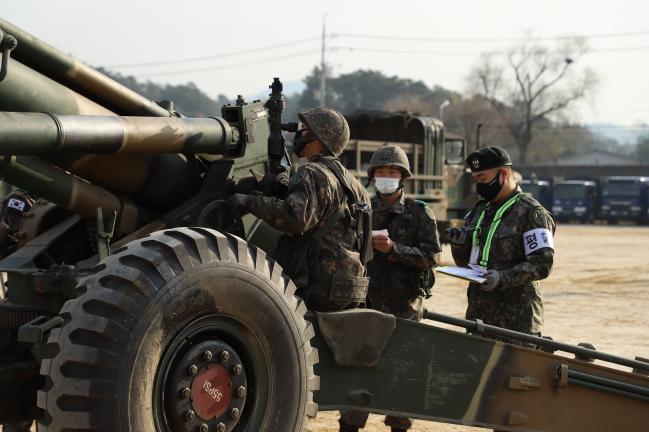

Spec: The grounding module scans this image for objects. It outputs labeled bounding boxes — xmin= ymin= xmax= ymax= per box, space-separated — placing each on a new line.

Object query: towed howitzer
xmin=0 ymin=18 xmax=648 ymax=432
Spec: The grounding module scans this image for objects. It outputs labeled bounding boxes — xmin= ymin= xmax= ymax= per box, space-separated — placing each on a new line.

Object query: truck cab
xmin=552 ymin=180 xmax=599 ymax=223
xmin=600 ymin=176 xmax=649 ymax=225
xmin=522 ymin=178 xmax=553 ymax=210
xmin=443 ymin=132 xmax=477 ymax=220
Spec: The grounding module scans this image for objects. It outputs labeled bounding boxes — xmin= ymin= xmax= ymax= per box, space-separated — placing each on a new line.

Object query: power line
xmin=331 ymin=46 xmax=480 ymax=56
xmin=103 ymin=30 xmax=649 ymax=71
xmin=126 ymin=49 xmax=320 ymax=77
xmin=489 ymin=124 xmax=649 ymax=131
xmin=331 ymin=44 xmax=649 ymax=57
xmin=331 ymin=31 xmax=649 ymax=43
xmin=106 ymin=36 xmax=320 ymax=69
xmin=560 ymin=125 xmax=649 ymax=130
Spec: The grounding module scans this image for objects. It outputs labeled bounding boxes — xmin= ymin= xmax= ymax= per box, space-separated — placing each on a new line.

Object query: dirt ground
xmin=308 ymin=224 xmax=649 ymax=432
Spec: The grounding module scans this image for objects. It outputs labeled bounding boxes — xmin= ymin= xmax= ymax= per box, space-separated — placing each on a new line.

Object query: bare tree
xmin=467 ymin=37 xmax=598 ymax=164
xmin=445 ymin=95 xmax=510 ymax=152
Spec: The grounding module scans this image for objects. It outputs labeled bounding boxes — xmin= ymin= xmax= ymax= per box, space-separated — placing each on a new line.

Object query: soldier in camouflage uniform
xmin=229 ymin=107 xmax=371 ymax=312
xmin=338 ymin=145 xmax=441 ymax=432
xmin=449 ymin=146 xmax=555 ymax=336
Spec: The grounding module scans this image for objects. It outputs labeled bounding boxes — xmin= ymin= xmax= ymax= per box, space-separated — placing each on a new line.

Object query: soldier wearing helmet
xmin=338 ymin=145 xmax=441 ymax=432
xmin=229 ymin=107 xmax=372 ymax=311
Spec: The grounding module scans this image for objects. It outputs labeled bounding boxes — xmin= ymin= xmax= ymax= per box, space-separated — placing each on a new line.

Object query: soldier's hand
xmin=227 ymin=193 xmax=250 ymax=215
xmin=446 ymin=227 xmax=466 ymax=245
xmin=481 ymin=270 xmax=501 ymax=292
xmin=372 ymin=234 xmax=394 ymax=253
xmin=259 ymin=171 xmax=289 ymax=198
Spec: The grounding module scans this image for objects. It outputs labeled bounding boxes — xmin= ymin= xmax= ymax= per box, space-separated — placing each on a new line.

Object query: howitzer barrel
xmin=0 ymin=18 xmax=170 ymax=117
xmin=0 ymin=112 xmax=239 ymax=155
xmin=0 ymin=58 xmax=114 ymax=115
xmin=0 ymin=60 xmax=199 ymax=209
xmin=0 ymin=155 xmax=139 ymax=233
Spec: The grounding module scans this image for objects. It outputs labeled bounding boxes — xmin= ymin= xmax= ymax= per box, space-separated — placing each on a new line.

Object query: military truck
xmin=600 ymin=176 xmax=649 ymax=225
xmin=522 ymin=178 xmax=553 ymax=210
xmin=341 ymin=111 xmax=473 ymax=236
xmin=0 ymin=18 xmax=648 ymax=432
xmin=551 ymin=179 xmax=600 ymax=223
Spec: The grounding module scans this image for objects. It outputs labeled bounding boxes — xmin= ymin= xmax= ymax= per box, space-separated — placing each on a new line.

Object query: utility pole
xmin=439 ymin=99 xmax=450 ymax=122
xmin=319 ymin=15 xmax=326 ymax=107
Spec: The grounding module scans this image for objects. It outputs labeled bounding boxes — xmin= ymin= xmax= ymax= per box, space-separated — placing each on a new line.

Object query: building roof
xmin=557 ymin=150 xmax=637 ymax=166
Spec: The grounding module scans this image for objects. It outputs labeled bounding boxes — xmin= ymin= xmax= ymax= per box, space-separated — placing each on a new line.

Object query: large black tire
xmin=37 ymin=227 xmax=319 ymax=432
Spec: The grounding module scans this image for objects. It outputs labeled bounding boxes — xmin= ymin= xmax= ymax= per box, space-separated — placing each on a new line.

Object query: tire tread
xmin=38 ymin=227 xmax=319 ymax=431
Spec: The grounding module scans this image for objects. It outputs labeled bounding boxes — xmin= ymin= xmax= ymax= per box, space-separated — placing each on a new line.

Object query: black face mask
xmin=476 ymin=170 xmax=503 ymax=201
xmin=294 ymin=129 xmax=316 ymax=157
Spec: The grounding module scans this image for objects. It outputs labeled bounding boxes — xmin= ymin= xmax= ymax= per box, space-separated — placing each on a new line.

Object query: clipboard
xmin=435 ymin=265 xmax=487 ymax=284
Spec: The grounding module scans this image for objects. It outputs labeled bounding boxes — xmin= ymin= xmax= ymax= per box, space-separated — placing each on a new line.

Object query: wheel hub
xmin=166 ymin=340 xmax=247 ymax=431
xmin=191 ymin=363 xmax=232 ymax=420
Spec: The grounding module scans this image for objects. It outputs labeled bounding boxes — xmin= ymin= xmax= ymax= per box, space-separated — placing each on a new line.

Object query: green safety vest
xmin=472 ymin=193 xmax=521 ymax=268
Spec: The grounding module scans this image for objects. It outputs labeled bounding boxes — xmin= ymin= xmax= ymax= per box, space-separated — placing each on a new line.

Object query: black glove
xmin=228 ymin=193 xmax=249 ymax=215
xmin=446 ymin=227 xmax=467 ymax=245
xmin=259 ymin=171 xmax=289 ymax=198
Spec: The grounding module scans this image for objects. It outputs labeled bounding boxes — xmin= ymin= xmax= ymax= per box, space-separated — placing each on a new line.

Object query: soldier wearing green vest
xmin=448 ymin=146 xmax=555 ymax=336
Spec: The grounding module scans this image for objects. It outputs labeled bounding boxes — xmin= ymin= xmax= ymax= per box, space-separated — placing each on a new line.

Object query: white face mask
xmin=374 ymin=177 xmax=400 ymax=194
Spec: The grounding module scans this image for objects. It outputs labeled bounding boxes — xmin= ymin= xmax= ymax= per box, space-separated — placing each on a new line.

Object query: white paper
xmin=468 ymin=264 xmax=488 ymax=274
xmin=372 ymin=229 xmax=389 ymax=238
xmin=435 ymin=265 xmax=487 ymax=284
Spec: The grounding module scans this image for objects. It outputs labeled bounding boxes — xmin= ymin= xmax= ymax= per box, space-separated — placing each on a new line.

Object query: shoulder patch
xmin=414 ymin=199 xmax=428 ymax=207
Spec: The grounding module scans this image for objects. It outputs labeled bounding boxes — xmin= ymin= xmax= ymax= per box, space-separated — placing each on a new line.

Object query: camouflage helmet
xmin=298 ymin=107 xmax=350 ymax=157
xmin=367 ymin=145 xmax=412 ymax=178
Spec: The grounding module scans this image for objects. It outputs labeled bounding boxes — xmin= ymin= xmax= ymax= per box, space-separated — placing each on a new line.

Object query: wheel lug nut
xmin=216 ymin=423 xmax=226 ymax=432
xmin=203 ymin=350 xmax=213 ymax=361
xmin=185 ymin=409 xmax=196 ymax=421
xmin=233 ymin=364 xmax=242 ymax=375
xmin=237 ymin=385 xmax=246 ymax=397
xmin=220 ymin=350 xmax=230 ymax=362
xmin=231 ymin=407 xmax=240 ymax=419
xmin=188 ymin=364 xmax=198 ymax=376
xmin=200 ymin=424 xmax=209 ymax=432
xmin=180 ymin=387 xmax=191 ymax=399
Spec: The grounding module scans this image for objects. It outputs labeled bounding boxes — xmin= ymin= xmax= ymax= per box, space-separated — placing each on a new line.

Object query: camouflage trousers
xmin=339 ymin=410 xmax=412 ymax=430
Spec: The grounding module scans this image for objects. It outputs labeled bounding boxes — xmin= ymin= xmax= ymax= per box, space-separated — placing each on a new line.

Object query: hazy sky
xmin=5 ymin=0 xmax=649 ymax=130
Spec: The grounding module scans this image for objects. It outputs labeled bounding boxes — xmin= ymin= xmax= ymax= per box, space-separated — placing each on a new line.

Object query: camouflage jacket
xmin=246 ymin=155 xmax=371 ymax=311
xmin=451 ymin=188 xmax=555 ymax=334
xmin=367 ymin=193 xmax=441 ymax=319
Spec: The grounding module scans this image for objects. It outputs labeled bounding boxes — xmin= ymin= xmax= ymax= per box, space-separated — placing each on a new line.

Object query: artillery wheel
xmin=38 ymin=227 xmax=319 ymax=431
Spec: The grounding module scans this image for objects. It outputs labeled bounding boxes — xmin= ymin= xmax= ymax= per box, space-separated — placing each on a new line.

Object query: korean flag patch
xmin=523 ymin=228 xmax=554 ymax=256
xmin=7 ymin=198 xmax=26 ymax=212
